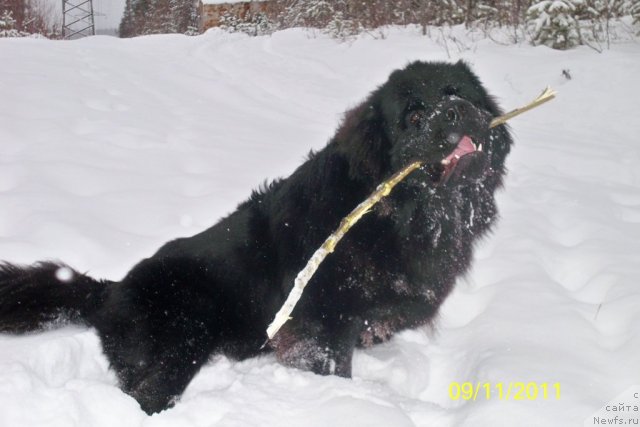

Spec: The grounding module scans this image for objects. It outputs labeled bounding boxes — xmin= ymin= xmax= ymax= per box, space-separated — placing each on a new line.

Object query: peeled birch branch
xmin=489 ymin=86 xmax=556 ymax=128
xmin=265 ymin=161 xmax=422 ymax=340
xmin=265 ymin=87 xmax=556 ymax=341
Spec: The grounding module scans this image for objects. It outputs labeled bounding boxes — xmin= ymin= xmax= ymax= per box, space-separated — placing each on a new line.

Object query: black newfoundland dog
xmin=0 ymin=61 xmax=512 ymax=414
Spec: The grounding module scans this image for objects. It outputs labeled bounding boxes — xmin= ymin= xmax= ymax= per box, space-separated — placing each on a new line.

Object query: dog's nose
xmin=445 ymin=107 xmax=458 ymax=122
xmin=439 ymin=98 xmax=492 ymax=139
xmin=444 ymin=101 xmax=468 ymax=123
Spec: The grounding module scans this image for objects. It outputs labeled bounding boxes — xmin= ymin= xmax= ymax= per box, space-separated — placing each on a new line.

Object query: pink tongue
xmin=444 ymin=135 xmax=476 ymax=163
xmin=453 ymin=135 xmax=476 ymax=157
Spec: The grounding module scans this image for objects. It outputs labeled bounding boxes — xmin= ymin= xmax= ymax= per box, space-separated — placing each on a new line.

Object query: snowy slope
xmin=0 ymin=28 xmax=639 ymax=426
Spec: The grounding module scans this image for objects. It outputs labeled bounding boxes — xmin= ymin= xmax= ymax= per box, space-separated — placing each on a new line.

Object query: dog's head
xmin=337 ymin=61 xmax=512 ymax=188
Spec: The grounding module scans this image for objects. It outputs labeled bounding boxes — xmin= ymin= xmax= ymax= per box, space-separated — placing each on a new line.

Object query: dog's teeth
xmin=478 ymin=143 xmax=483 ymax=152
xmin=441 ymin=159 xmax=451 ymax=165
xmin=454 ymin=154 xmax=460 ymax=160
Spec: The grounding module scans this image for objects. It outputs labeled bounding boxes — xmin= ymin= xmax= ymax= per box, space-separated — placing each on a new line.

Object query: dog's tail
xmin=0 ymin=262 xmax=109 ymax=333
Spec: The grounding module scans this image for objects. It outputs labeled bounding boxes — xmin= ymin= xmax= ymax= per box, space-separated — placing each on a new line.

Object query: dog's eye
xmin=408 ymin=110 xmax=424 ymax=126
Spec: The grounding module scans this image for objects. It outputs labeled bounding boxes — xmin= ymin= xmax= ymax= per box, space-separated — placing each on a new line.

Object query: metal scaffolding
xmin=62 ymin=0 xmax=96 ymax=39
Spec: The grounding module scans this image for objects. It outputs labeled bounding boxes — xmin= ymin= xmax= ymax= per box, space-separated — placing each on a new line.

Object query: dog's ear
xmin=334 ymin=96 xmax=391 ymax=183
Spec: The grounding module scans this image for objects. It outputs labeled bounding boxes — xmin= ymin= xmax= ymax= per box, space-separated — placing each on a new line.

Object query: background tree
xmin=527 ymin=0 xmax=582 ymax=49
xmin=633 ymin=0 xmax=640 ymax=33
xmin=117 ymin=0 xmax=637 ymax=46
xmin=119 ymin=0 xmax=199 ymax=36
xmin=0 ymin=0 xmax=58 ymax=37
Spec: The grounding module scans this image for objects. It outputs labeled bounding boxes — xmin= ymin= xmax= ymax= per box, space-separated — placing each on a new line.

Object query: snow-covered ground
xmin=1 ymin=27 xmax=639 ymax=426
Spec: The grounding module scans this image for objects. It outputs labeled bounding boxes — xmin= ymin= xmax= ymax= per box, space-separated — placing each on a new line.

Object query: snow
xmin=1 ymin=26 xmax=639 ymax=426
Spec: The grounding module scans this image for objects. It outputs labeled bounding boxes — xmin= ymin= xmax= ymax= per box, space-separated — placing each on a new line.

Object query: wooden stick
xmin=489 ymin=86 xmax=556 ymax=128
xmin=265 ymin=161 xmax=422 ymax=339
xmin=265 ymin=87 xmax=556 ymax=340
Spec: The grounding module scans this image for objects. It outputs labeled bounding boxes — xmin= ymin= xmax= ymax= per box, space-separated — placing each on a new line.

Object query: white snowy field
xmin=0 ymin=27 xmax=639 ymax=426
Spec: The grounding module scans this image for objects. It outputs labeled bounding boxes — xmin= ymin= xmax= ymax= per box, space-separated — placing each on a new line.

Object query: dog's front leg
xmin=269 ymin=316 xmax=362 ymax=377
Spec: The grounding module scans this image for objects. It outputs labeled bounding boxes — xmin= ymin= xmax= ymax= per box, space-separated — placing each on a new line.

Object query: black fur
xmin=0 ymin=60 xmax=512 ymax=414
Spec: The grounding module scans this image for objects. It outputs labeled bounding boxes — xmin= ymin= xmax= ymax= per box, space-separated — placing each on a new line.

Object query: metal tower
xmin=62 ymin=0 xmax=96 ymax=39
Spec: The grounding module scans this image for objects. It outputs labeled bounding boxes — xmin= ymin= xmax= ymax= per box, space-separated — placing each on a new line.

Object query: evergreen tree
xmin=0 ymin=0 xmax=55 ymax=37
xmin=433 ymin=0 xmax=465 ymax=25
xmin=632 ymin=1 xmax=640 ymax=33
xmin=581 ymin=0 xmax=628 ymax=47
xmin=462 ymin=0 xmax=532 ymax=26
xmin=119 ymin=0 xmax=199 ymax=37
xmin=527 ymin=0 xmax=582 ymax=49
xmin=0 ymin=9 xmax=23 ymax=37
xmin=282 ymin=0 xmax=335 ymax=28
xmin=220 ymin=10 xmax=277 ymax=36
xmin=119 ymin=0 xmax=147 ymax=37
xmin=473 ymin=0 xmax=510 ymax=25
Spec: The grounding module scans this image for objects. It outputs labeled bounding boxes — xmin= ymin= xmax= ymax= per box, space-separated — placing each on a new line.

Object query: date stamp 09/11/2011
xmin=448 ymin=381 xmax=561 ymax=401
xmin=448 ymin=383 xmax=640 ymax=426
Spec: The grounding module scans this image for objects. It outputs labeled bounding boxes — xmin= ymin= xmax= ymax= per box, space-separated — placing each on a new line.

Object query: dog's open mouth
xmin=440 ymin=135 xmax=482 ymax=177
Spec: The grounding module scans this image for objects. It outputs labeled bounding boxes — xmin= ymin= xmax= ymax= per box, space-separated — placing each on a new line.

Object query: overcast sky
xmin=93 ymin=0 xmax=126 ymax=31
